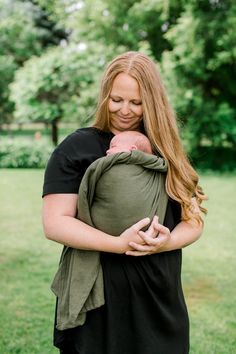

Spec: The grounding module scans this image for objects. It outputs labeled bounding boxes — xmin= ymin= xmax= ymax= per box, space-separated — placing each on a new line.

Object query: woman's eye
xmin=132 ymin=101 xmax=142 ymax=106
xmin=111 ymin=98 xmax=121 ymax=103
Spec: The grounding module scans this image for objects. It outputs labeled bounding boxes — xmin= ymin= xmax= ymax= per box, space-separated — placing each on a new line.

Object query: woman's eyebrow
xmin=110 ymin=94 xmax=141 ymax=101
xmin=110 ymin=94 xmax=122 ymax=98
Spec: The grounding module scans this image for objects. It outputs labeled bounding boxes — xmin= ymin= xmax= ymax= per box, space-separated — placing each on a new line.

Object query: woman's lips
xmin=117 ymin=114 xmax=134 ymax=120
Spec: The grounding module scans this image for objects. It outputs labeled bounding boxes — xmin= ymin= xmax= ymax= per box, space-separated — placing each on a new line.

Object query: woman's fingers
xmin=128 ymin=242 xmax=154 ymax=252
xmin=126 ymin=250 xmax=151 ymax=256
xmin=128 ymin=235 xmax=163 ymax=251
xmin=148 ymin=220 xmax=170 ymax=238
xmin=131 ymin=217 xmax=151 ymax=232
xmin=126 ymin=222 xmax=171 ymax=256
xmin=119 ymin=217 xmax=151 ymax=253
xmin=121 ymin=216 xmax=170 ymax=255
xmin=125 ymin=239 xmax=162 ymax=256
xmin=126 ymin=242 xmax=153 ymax=255
xmin=145 ymin=215 xmax=159 ymax=238
xmin=138 ymin=230 xmax=159 ymax=245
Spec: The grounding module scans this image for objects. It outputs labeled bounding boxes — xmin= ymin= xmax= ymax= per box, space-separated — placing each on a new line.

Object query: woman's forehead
xmin=111 ymin=73 xmax=140 ymax=98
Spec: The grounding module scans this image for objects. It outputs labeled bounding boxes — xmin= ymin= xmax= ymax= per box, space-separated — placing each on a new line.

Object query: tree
xmin=35 ymin=0 xmax=184 ymax=59
xmin=0 ymin=0 xmax=66 ymax=127
xmin=162 ymin=0 xmax=236 ymax=156
xmin=0 ymin=56 xmax=17 ymax=127
xmin=10 ymin=43 xmax=115 ymax=145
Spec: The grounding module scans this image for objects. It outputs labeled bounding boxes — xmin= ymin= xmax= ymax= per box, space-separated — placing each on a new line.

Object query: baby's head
xmin=106 ymin=131 xmax=152 ymax=155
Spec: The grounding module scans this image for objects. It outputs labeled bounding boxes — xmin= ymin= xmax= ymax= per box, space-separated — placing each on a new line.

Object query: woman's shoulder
xmin=56 ymin=127 xmax=98 ymax=153
xmin=55 ymin=127 xmax=112 ymax=157
xmin=42 ymin=128 xmax=113 ymax=196
xmin=63 ymin=126 xmax=112 ymax=141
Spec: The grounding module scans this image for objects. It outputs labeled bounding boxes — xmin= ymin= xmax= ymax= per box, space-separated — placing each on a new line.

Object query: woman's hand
xmin=125 ymin=207 xmax=204 ymax=256
xmin=119 ymin=217 xmax=152 ymax=253
xmin=125 ymin=216 xmax=171 ymax=256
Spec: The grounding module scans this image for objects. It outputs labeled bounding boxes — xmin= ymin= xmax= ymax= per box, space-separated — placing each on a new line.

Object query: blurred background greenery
xmin=0 ymin=1 xmax=236 ymax=353
xmin=0 ymin=0 xmax=235 ymax=171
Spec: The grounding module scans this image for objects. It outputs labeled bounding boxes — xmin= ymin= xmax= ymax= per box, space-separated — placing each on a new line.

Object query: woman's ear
xmin=130 ymin=145 xmax=138 ymax=151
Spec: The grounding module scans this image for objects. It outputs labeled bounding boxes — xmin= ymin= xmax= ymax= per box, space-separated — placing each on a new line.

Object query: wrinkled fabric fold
xmin=51 ymin=150 xmax=168 ymax=330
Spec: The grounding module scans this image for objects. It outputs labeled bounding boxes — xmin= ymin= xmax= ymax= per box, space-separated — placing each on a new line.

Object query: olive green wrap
xmin=51 ymin=150 xmax=168 ymax=330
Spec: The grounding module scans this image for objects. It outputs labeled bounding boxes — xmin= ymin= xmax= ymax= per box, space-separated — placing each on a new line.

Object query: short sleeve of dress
xmin=42 ymin=149 xmax=83 ymax=196
xmin=42 ymin=128 xmax=113 ymax=197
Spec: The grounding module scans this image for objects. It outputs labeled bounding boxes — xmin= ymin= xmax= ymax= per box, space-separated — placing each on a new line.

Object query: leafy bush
xmin=0 ymin=139 xmax=53 ymax=168
xmin=190 ymin=146 xmax=236 ymax=172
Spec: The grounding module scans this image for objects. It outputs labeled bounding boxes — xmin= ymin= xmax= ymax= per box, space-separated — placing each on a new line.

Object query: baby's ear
xmin=130 ymin=145 xmax=138 ymax=151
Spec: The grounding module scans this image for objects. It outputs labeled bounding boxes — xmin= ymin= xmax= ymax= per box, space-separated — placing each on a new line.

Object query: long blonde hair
xmin=93 ymin=51 xmax=207 ymax=222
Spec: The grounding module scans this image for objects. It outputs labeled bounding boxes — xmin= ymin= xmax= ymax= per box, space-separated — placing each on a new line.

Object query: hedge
xmin=0 ymin=139 xmax=53 ymax=168
xmin=0 ymin=139 xmax=235 ymax=171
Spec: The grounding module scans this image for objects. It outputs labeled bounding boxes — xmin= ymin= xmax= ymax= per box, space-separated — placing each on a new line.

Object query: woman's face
xmin=108 ymin=73 xmax=143 ymax=134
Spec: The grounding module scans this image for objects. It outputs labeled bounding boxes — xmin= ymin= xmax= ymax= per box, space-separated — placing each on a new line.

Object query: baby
xmin=106 ymin=131 xmax=153 ymax=155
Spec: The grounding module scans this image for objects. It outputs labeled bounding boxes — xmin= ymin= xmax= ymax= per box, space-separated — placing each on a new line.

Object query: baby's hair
xmin=132 ymin=133 xmax=152 ymax=154
xmin=117 ymin=131 xmax=152 ymax=154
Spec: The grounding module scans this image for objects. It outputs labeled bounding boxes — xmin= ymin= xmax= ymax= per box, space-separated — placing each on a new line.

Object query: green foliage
xmin=10 ymin=43 xmax=115 ymax=127
xmin=0 ymin=55 xmax=17 ymax=125
xmin=34 ymin=0 xmax=236 ymax=163
xmin=190 ymin=146 xmax=236 ymax=172
xmin=162 ymin=0 xmax=236 ymax=155
xmin=5 ymin=0 xmax=236 ymax=163
xmin=0 ymin=139 xmax=53 ymax=168
xmin=0 ymin=0 xmax=43 ymax=62
xmin=0 ymin=0 xmax=66 ymax=126
xmin=0 ymin=0 xmax=42 ymax=125
xmin=52 ymin=0 xmax=184 ymax=59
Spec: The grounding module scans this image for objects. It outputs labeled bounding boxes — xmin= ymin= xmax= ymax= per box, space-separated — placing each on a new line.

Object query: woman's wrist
xmin=94 ymin=231 xmax=128 ymax=254
xmin=104 ymin=235 xmax=126 ymax=254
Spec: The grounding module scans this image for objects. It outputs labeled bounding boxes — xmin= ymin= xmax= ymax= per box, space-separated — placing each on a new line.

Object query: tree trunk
xmin=51 ymin=119 xmax=59 ymax=146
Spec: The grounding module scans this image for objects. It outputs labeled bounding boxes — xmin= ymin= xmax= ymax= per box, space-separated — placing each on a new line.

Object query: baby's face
xmin=106 ymin=136 xmax=134 ymax=155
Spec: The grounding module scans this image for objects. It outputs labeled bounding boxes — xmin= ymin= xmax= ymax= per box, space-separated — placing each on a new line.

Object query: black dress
xmin=43 ymin=127 xmax=189 ymax=354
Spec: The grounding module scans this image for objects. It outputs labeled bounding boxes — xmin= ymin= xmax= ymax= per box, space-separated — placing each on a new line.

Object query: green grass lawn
xmin=0 ymin=170 xmax=235 ymax=353
xmin=183 ymin=173 xmax=236 ymax=354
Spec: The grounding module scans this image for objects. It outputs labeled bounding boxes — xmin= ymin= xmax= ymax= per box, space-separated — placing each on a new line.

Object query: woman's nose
xmin=120 ymin=102 xmax=130 ymax=115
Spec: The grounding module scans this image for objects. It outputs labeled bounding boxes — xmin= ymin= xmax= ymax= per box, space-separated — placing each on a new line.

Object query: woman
xmin=42 ymin=51 xmax=207 ymax=354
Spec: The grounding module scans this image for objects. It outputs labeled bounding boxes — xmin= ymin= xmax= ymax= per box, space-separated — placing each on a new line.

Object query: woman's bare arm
xmin=42 ymin=193 xmax=151 ymax=254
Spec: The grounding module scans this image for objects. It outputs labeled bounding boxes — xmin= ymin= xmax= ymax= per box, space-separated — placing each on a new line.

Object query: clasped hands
xmin=120 ymin=215 xmax=171 ymax=256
